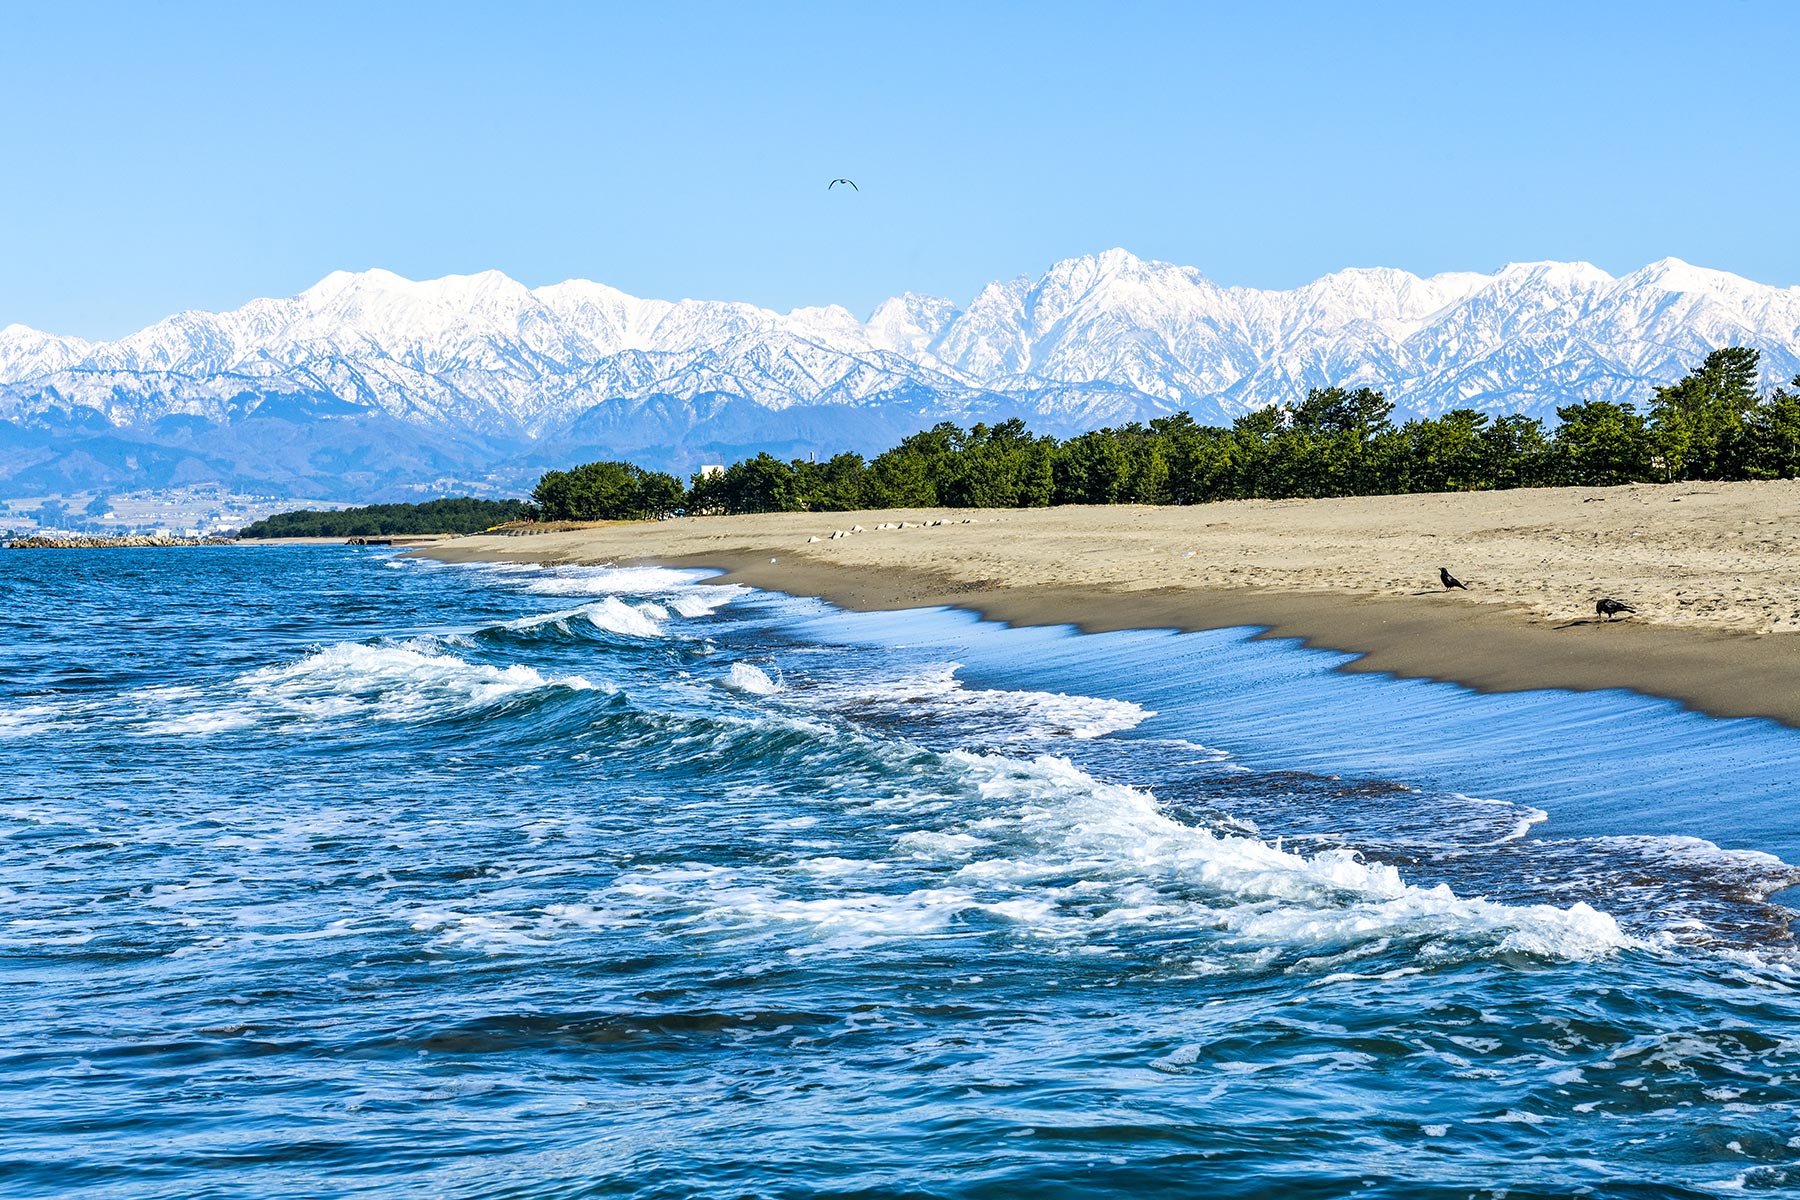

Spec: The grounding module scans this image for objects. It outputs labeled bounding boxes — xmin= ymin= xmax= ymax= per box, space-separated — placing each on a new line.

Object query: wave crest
xmin=140 ymin=641 xmax=604 ymax=734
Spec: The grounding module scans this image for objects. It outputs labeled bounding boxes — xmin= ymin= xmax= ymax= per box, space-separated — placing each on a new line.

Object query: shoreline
xmin=674 ymin=553 xmax=1800 ymax=729
xmin=419 ymin=482 xmax=1800 ymax=729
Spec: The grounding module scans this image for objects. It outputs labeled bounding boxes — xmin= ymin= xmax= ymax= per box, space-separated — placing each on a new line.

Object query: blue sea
xmin=5 ymin=547 xmax=1800 ymax=1199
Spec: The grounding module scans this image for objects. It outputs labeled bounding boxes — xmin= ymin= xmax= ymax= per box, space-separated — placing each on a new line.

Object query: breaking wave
xmin=500 ymin=597 xmax=668 ymax=639
xmin=805 ymin=661 xmax=1153 ymax=741
xmin=605 ymin=748 xmax=1630 ymax=965
xmin=140 ymin=640 xmax=604 ymax=734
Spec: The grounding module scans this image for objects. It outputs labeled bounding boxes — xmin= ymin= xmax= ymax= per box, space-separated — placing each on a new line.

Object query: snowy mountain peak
xmin=4 ymin=250 xmax=1798 ymax=501
xmin=1492 ymin=260 xmax=1614 ymax=287
xmin=866 ymin=293 xmax=961 ymax=356
xmin=1627 ymin=256 xmax=1776 ymax=296
xmin=300 ymin=267 xmax=410 ymax=302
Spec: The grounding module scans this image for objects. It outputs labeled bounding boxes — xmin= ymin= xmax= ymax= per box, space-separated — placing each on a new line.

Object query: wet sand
xmin=421 ymin=480 xmax=1800 ymax=726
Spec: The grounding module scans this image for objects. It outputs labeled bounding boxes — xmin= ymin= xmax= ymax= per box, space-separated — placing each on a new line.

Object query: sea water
xmin=3 ymin=547 xmax=1800 ymax=1198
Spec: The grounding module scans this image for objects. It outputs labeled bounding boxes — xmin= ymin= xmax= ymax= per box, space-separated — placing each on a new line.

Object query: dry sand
xmin=422 ymin=480 xmax=1800 ymax=726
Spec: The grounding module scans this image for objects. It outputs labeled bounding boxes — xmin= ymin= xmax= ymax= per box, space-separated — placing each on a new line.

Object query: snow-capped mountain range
xmin=3 ymin=249 xmax=1798 ymax=500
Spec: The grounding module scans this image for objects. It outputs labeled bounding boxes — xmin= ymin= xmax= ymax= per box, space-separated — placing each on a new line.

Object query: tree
xmin=715 ymin=453 xmax=801 ymax=514
xmin=531 ymin=461 xmax=684 ymax=521
xmin=865 ymin=423 xmax=962 ymax=507
xmin=1479 ymin=415 xmax=1553 ymax=489
xmin=1165 ymin=423 xmax=1239 ymax=503
xmin=1740 ymin=375 xmax=1800 ymax=480
xmin=1402 ymin=410 xmax=1490 ymax=493
xmin=1227 ymin=405 xmax=1283 ymax=498
xmin=1151 ymin=413 xmax=1209 ymax=504
xmin=635 ymin=471 xmax=686 ymax=517
xmin=1290 ymin=386 xmax=1394 ymax=438
xmin=1647 ymin=347 xmax=1762 ymax=480
xmin=1125 ymin=436 xmax=1172 ymax=504
xmin=1552 ymin=401 xmax=1650 ymax=486
xmin=865 ymin=446 xmax=936 ymax=507
xmin=1054 ymin=430 xmax=1129 ymax=504
xmin=943 ymin=421 xmax=1054 ymax=507
xmin=1282 ymin=387 xmax=1397 ymax=497
xmin=796 ymin=452 xmax=870 ymax=510
xmin=532 ymin=462 xmax=637 ymax=520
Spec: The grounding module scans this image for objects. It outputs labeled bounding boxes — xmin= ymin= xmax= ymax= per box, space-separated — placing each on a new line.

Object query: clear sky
xmin=4 ymin=0 xmax=1798 ymax=339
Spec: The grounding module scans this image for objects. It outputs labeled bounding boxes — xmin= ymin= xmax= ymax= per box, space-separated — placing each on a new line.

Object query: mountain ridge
xmin=3 ymin=250 xmax=1798 ymax=499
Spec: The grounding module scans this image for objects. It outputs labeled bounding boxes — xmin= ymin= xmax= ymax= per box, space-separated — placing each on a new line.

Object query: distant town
xmin=0 ymin=485 xmax=346 ymax=540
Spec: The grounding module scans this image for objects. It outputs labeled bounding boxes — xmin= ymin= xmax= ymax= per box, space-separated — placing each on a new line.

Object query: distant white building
xmin=698 ymin=464 xmax=725 ymax=480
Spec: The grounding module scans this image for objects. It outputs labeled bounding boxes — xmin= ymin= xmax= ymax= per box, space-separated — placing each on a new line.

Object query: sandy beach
xmin=422 ymin=479 xmax=1800 ymax=726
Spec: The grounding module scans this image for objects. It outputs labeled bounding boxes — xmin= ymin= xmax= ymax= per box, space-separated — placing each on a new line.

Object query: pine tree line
xmin=526 ymin=347 xmax=1800 ymax=519
xmin=238 ymin=497 xmax=527 ymax=538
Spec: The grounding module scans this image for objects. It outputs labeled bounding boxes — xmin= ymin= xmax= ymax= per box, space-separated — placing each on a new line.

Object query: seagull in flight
xmin=828 ymin=178 xmax=858 ymax=191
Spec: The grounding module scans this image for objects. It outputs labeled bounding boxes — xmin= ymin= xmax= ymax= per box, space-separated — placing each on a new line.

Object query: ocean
xmin=4 ymin=547 xmax=1800 ymax=1198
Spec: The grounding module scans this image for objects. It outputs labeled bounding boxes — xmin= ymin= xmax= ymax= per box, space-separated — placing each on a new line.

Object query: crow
xmin=1596 ymin=598 xmax=1636 ymax=620
xmin=1439 ymin=567 xmax=1469 ymax=591
xmin=828 ymin=178 xmax=858 ymax=191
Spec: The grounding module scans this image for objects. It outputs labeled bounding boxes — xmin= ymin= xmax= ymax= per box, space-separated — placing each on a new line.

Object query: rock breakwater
xmin=6 ymin=535 xmax=233 ymax=549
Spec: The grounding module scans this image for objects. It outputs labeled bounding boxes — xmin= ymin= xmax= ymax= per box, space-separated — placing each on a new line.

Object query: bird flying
xmin=1595 ymin=598 xmax=1636 ymax=620
xmin=828 ymin=178 xmax=858 ymax=191
xmin=1439 ymin=567 xmax=1469 ymax=591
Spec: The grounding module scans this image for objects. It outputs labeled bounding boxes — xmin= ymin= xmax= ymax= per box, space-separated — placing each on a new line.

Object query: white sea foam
xmin=948 ymin=752 xmax=1630 ymax=960
xmin=517 ymin=565 xmax=734 ymax=601
xmin=137 ymin=641 xmax=602 ymax=734
xmin=460 ymin=562 xmax=734 ymax=635
xmin=722 ymin=663 xmax=783 ymax=695
xmin=817 ymin=662 xmax=1151 ymax=741
xmin=1448 ymin=793 xmax=1549 ymax=845
xmin=1587 ymin=834 xmax=1793 ymax=877
xmin=0 ymin=702 xmax=79 ymax=738
xmin=597 ymin=746 xmax=1630 ymax=963
xmin=505 ymin=597 xmax=666 ymax=639
xmin=670 ymin=593 xmax=727 ymax=618
xmin=251 ymin=641 xmax=599 ymax=719
xmin=895 ymin=830 xmax=990 ymax=858
xmin=145 ymin=709 xmax=261 ymax=735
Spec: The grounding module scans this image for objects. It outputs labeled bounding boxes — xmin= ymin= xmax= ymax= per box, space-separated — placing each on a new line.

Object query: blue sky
xmin=4 ymin=0 xmax=1797 ymax=338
